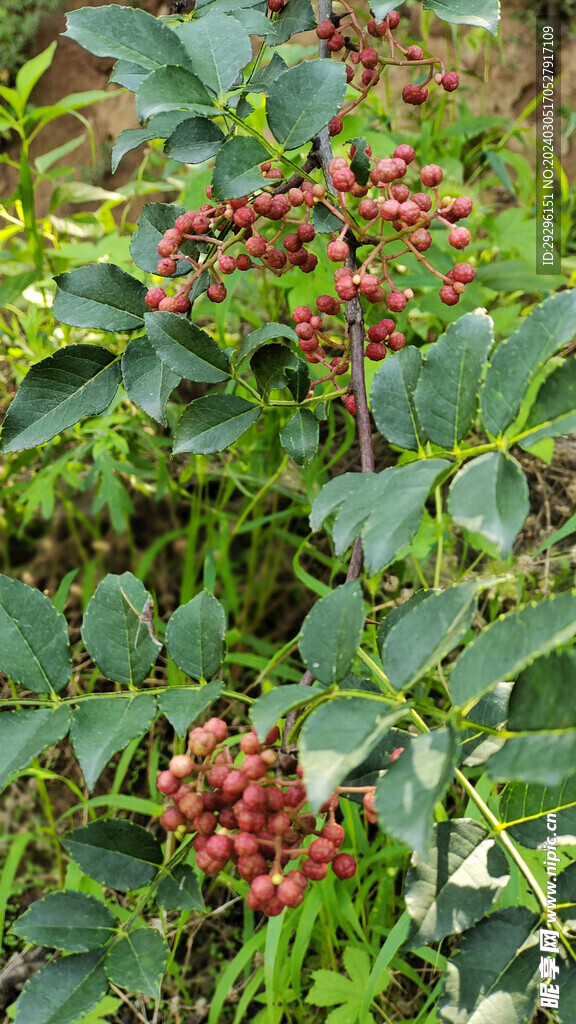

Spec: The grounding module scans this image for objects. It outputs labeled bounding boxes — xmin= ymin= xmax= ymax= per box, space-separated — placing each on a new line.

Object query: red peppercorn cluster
xmin=157 ymin=717 xmax=359 ymax=916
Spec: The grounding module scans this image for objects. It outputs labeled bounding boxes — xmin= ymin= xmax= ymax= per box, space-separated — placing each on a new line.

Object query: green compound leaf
xmin=299 ymin=581 xmax=365 ymax=686
xmin=122 ymin=336 xmax=181 ymax=425
xmin=381 ymin=583 xmax=478 ymax=692
xmin=164 ymin=116 xmax=225 ymax=164
xmin=0 ymin=346 xmax=121 ymax=453
xmin=70 ymin=695 xmax=157 ymax=792
xmin=280 ymin=409 xmax=319 ymax=466
xmin=448 ymin=452 xmax=529 ymax=557
xmin=521 ymin=358 xmax=576 ymax=448
xmin=53 ymin=264 xmax=146 ymax=331
xmin=63 ymin=4 xmax=191 ymax=68
xmin=499 ymin=777 xmax=576 ymax=848
xmin=111 ymin=111 xmax=191 ymax=172
xmin=173 ymin=394 xmax=261 ymax=455
xmin=158 ymin=680 xmax=224 ymax=737
xmin=481 ymin=289 xmax=576 ymax=435
xmin=0 ymin=576 xmax=72 ymax=693
xmin=175 ymin=14 xmax=252 ymax=97
xmin=266 ymin=0 xmax=315 ymax=45
xmin=157 ymin=862 xmax=204 ymax=911
xmin=250 ymin=684 xmax=325 ymax=742
xmin=81 ymin=572 xmax=161 ymax=686
xmin=438 ymin=907 xmax=539 ymax=1024
xmin=13 ymin=951 xmax=108 ymax=1024
xmin=13 ymin=892 xmax=116 ymax=952
xmin=299 ymin=698 xmax=407 ymax=813
xmin=375 ymin=728 xmax=458 ymax=857
xmin=0 ymin=707 xmax=71 ymax=792
xmin=422 ymin=0 xmax=500 ymax=35
xmin=144 ymin=312 xmax=230 ymax=383
xmin=129 ymin=202 xmax=200 ymax=276
xmin=266 ymin=60 xmax=347 ymax=151
xmin=370 ymin=347 xmax=424 ymax=451
xmin=414 ymin=309 xmax=494 ymax=448
xmin=135 ymin=66 xmax=216 ymax=122
xmin=234 ymin=322 xmax=298 ymax=366
xmin=405 ymin=819 xmax=510 ymax=947
xmin=105 ymin=928 xmax=168 ymax=999
xmin=211 ymin=136 xmax=271 ymax=201
xmin=165 ymin=590 xmax=226 ymax=681
xmin=449 ymin=591 xmax=576 ymax=709
xmin=63 ymin=820 xmax=163 ymax=892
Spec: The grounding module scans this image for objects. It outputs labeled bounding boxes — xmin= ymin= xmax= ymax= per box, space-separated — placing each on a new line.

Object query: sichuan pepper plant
xmin=3 ymin=1 xmax=576 ymax=1022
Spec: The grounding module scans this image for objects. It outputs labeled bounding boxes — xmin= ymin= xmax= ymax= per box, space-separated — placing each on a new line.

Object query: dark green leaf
xmin=63 ymin=820 xmax=163 ymax=891
xmin=521 ymin=358 xmax=576 ymax=448
xmin=13 ymin=951 xmax=108 ymax=1024
xmin=111 ymin=111 xmax=190 ymax=173
xmin=105 ymin=928 xmax=168 ymax=999
xmin=377 ymin=589 xmax=437 ymax=657
xmin=0 ymin=707 xmax=70 ymax=791
xmin=245 ymin=52 xmax=287 ymax=91
xmin=499 ymin=777 xmax=576 ymax=848
xmin=136 ymin=66 xmax=216 ymax=122
xmin=175 ymin=15 xmax=252 ymax=96
xmin=266 ymin=61 xmax=347 ymax=151
xmin=405 ymin=819 xmax=510 ymax=947
xmin=488 ymin=731 xmax=576 ymax=786
xmin=280 ymin=409 xmax=319 ymax=466
xmin=231 ymin=8 xmax=277 ymax=36
xmin=13 ymin=892 xmax=115 ymax=952
xmin=53 ymin=264 xmax=146 ymax=331
xmin=63 ymin=5 xmax=191 ymax=67
xmin=449 ymin=592 xmax=576 ymax=709
xmin=212 ymin=136 xmax=270 ymax=200
xmin=165 ymin=590 xmax=226 ymax=680
xmin=266 ymin=0 xmax=315 ymax=45
xmin=81 ymin=573 xmax=161 ymax=686
xmin=481 ymin=289 xmax=576 ymax=435
xmin=370 ymin=347 xmax=424 ymax=451
xmin=250 ymin=684 xmax=325 ymax=742
xmin=414 ymin=310 xmax=494 ymax=448
xmin=164 ymin=117 xmax=225 ymax=164
xmin=109 ymin=59 xmax=150 ymax=91
xmin=459 ymin=682 xmax=511 ymax=767
xmin=130 ymin=202 xmax=200 ymax=276
xmin=0 ymin=576 xmax=72 ymax=693
xmin=285 ymin=361 xmax=310 ymax=403
xmin=157 ymin=680 xmax=224 ymax=737
xmin=0 ymin=345 xmax=121 ymax=453
xmin=448 ymin=452 xmax=529 ymax=557
xmin=173 ymin=394 xmax=261 ymax=454
xmin=71 ymin=695 xmax=157 ymax=792
xmin=122 ymin=336 xmax=180 ymax=425
xmin=375 ymin=728 xmax=458 ymax=856
xmin=145 ymin=312 xmax=230 ymax=382
xmin=508 ymin=651 xmax=576 ymax=730
xmin=157 ymin=862 xmax=204 ymax=910
xmin=234 ymin=322 xmax=298 ymax=366
xmin=250 ymin=343 xmax=295 ymax=398
xmin=348 ymin=137 xmax=370 ymax=186
xmin=381 ymin=583 xmax=478 ymax=691
xmin=311 ymin=203 xmax=345 ymax=234
xmin=299 ymin=581 xmax=365 ymax=686
xmin=422 ymin=0 xmax=500 ymax=34
xmin=438 ymin=908 xmax=539 ymax=1024
xmin=299 ymin=697 xmax=407 ymax=812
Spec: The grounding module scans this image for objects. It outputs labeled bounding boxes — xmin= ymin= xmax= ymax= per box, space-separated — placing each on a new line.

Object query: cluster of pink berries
xmin=157 ymin=717 xmax=364 ymax=917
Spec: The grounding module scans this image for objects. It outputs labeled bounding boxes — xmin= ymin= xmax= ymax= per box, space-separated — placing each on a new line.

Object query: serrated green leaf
xmin=414 ymin=310 xmax=494 ymax=448
xmin=481 ymin=289 xmax=576 ymax=435
xmin=487 ymin=731 xmax=576 ymax=786
xmin=136 ymin=66 xmax=216 ymax=122
xmin=164 ymin=116 xmax=225 ymax=164
xmin=13 ymin=951 xmax=108 ymax=1024
xmin=499 ymin=777 xmax=576 ymax=848
xmin=405 ymin=819 xmax=510 ymax=947
xmin=211 ymin=136 xmax=271 ymax=201
xmin=422 ymin=0 xmax=500 ymax=34
xmin=250 ymin=343 xmax=295 ymax=398
xmin=348 ymin=137 xmax=371 ymax=186
xmin=81 ymin=573 xmax=161 ymax=686
xmin=164 ymin=590 xmax=226 ymax=680
xmin=299 ymin=698 xmax=407 ymax=812
xmin=173 ymin=394 xmax=261 ymax=454
xmin=105 ymin=928 xmax=168 ymax=999
xmin=370 ymin=347 xmax=424 ymax=451
xmin=157 ymin=680 xmax=224 ymax=737
xmin=63 ymin=820 xmax=163 ymax=892
xmin=234 ymin=322 xmax=298 ymax=365
xmin=377 ymin=589 xmax=437 ymax=657
xmin=280 ymin=409 xmax=319 ymax=466
xmin=53 ymin=264 xmax=146 ymax=331
xmin=250 ymin=684 xmax=325 ymax=741
xmin=111 ymin=111 xmax=190 ymax=172
xmin=448 ymin=452 xmax=529 ymax=557
xmin=122 ymin=337 xmax=180 ymax=425
xmin=449 ymin=592 xmax=576 ymax=709
xmin=299 ymin=581 xmax=365 ymax=686
xmin=63 ymin=5 xmax=191 ymax=67
xmin=311 ymin=203 xmax=345 ymax=234
xmin=0 ymin=707 xmax=71 ymax=791
xmin=459 ymin=681 xmax=511 ymax=767
xmin=130 ymin=202 xmax=199 ymax=276
xmin=266 ymin=61 xmax=347 ymax=151
xmin=285 ymin=360 xmax=310 ymax=403
xmin=0 ymin=345 xmax=121 ymax=453
xmin=245 ymin=52 xmax=287 ymax=90
xmin=521 ymin=358 xmax=576 ymax=447
xmin=0 ymin=576 xmax=72 ymax=693
xmin=157 ymin=862 xmax=204 ymax=910
xmin=12 ymin=892 xmax=116 ymax=952
xmin=144 ymin=312 xmax=230 ymax=382
xmin=266 ymin=0 xmax=315 ymax=45
xmin=175 ymin=14 xmax=252 ymax=96
xmin=71 ymin=695 xmax=156 ymax=792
